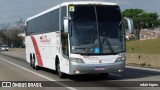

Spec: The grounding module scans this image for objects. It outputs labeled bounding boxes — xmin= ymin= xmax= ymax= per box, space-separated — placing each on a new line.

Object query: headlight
xmin=115 ymin=53 xmax=126 ymax=62
xmin=70 ymin=58 xmax=84 ymax=63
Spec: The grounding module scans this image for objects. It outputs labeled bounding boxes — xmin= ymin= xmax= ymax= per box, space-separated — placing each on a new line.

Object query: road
xmin=0 ymin=50 xmax=160 ymax=90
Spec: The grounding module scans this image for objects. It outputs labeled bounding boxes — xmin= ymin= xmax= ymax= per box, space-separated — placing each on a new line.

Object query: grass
xmin=126 ymin=38 xmax=160 ymax=54
xmin=140 ymin=63 xmax=146 ymax=67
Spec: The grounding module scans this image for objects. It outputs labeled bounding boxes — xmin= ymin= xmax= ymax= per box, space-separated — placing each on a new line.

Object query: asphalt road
xmin=0 ymin=50 xmax=160 ymax=90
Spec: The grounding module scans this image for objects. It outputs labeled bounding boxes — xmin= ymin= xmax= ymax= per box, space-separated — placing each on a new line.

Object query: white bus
xmin=25 ymin=1 xmax=133 ymax=78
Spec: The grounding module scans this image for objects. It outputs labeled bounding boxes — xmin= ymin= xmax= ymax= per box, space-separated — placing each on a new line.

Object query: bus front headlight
xmin=70 ymin=58 xmax=84 ymax=63
xmin=115 ymin=54 xmax=126 ymax=62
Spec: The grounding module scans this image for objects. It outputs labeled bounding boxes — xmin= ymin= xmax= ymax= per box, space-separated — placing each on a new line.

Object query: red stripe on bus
xmin=31 ymin=36 xmax=43 ymax=66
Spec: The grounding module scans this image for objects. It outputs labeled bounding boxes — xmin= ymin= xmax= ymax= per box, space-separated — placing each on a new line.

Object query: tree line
xmin=0 ymin=28 xmax=24 ymax=48
xmin=122 ymin=9 xmax=160 ymax=40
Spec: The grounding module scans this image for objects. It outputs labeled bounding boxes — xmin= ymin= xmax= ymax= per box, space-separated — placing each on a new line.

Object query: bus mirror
xmin=63 ymin=17 xmax=69 ymax=33
xmin=124 ymin=17 xmax=134 ymax=34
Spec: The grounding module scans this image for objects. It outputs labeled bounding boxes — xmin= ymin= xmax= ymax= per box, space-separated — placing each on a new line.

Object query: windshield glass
xmin=69 ymin=5 xmax=125 ymax=55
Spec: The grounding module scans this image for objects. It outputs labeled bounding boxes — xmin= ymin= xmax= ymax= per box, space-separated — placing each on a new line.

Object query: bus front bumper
xmin=69 ymin=61 xmax=125 ymax=75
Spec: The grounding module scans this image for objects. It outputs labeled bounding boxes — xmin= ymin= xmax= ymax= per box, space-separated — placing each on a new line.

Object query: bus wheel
xmin=32 ymin=55 xmax=39 ymax=70
xmin=30 ymin=55 xmax=32 ymax=67
xmin=32 ymin=57 xmax=36 ymax=69
xmin=56 ymin=60 xmax=65 ymax=78
xmin=30 ymin=58 xmax=32 ymax=67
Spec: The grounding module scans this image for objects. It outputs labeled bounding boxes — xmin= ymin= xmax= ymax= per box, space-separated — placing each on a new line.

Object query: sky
xmin=0 ymin=0 xmax=160 ymax=24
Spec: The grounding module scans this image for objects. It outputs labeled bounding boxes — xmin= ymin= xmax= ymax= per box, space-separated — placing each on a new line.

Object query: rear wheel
xmin=30 ymin=55 xmax=32 ymax=67
xmin=31 ymin=54 xmax=39 ymax=70
xmin=32 ymin=57 xmax=36 ymax=69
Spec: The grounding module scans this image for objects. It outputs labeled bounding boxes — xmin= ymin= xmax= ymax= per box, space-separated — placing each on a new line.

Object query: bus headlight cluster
xmin=70 ymin=58 xmax=84 ymax=63
xmin=115 ymin=53 xmax=126 ymax=62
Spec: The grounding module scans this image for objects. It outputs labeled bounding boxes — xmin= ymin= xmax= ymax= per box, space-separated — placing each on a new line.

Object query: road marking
xmin=126 ymin=66 xmax=160 ymax=72
xmin=0 ymin=57 xmax=77 ymax=90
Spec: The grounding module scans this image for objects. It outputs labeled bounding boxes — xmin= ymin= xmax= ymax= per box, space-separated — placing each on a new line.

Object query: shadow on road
xmin=40 ymin=66 xmax=160 ymax=82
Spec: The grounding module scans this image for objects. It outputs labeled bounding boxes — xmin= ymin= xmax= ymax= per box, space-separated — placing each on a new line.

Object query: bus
xmin=25 ymin=1 xmax=133 ymax=78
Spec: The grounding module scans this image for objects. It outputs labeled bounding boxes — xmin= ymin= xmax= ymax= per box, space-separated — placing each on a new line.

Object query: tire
xmin=32 ymin=57 xmax=36 ymax=69
xmin=32 ymin=55 xmax=39 ymax=70
xmin=56 ymin=60 xmax=65 ymax=78
xmin=30 ymin=58 xmax=32 ymax=67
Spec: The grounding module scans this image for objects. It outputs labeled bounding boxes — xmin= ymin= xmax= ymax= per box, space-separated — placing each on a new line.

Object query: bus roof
xmin=25 ymin=1 xmax=118 ymax=25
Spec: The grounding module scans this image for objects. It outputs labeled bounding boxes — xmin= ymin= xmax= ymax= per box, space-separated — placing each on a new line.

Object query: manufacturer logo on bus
xmin=40 ymin=35 xmax=51 ymax=43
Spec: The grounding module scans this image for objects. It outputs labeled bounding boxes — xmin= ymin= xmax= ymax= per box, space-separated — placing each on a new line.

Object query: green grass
xmin=126 ymin=38 xmax=160 ymax=54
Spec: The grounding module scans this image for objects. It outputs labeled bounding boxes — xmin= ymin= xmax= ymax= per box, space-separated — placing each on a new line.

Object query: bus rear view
xmin=25 ymin=1 xmax=133 ymax=78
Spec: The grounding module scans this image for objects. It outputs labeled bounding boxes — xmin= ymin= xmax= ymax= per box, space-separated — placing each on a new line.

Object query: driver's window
xmin=60 ymin=6 xmax=69 ymax=57
xmin=61 ymin=32 xmax=69 ymax=56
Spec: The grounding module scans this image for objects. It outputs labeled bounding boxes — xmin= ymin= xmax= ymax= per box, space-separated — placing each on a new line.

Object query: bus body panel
xmin=68 ymin=53 xmax=125 ymax=74
xmin=25 ymin=32 xmax=70 ymax=74
xmin=69 ymin=61 xmax=125 ymax=75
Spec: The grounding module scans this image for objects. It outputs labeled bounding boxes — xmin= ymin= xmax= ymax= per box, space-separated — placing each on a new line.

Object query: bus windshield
xmin=69 ymin=5 xmax=125 ymax=55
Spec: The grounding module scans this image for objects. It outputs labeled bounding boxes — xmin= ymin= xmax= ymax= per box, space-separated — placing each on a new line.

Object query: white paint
xmin=0 ymin=57 xmax=77 ymax=90
xmin=126 ymin=66 xmax=160 ymax=72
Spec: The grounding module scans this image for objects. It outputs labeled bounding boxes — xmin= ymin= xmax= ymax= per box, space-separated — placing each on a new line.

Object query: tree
xmin=9 ymin=29 xmax=23 ymax=47
xmin=0 ymin=29 xmax=9 ymax=45
xmin=122 ymin=9 xmax=159 ymax=40
xmin=0 ymin=29 xmax=23 ymax=47
xmin=158 ymin=18 xmax=160 ymax=27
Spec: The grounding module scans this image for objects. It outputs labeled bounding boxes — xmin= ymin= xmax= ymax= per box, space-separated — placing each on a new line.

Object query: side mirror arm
xmin=123 ymin=17 xmax=134 ymax=34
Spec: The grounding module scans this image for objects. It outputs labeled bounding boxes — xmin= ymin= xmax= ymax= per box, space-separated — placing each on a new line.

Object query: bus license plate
xmin=95 ymin=67 xmax=105 ymax=70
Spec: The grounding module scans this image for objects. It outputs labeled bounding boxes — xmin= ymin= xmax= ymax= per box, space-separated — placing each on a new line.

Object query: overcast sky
xmin=0 ymin=0 xmax=160 ymax=24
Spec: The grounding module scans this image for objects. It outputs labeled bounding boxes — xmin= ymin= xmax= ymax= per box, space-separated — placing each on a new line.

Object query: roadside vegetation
xmin=122 ymin=9 xmax=160 ymax=40
xmin=123 ymin=8 xmax=160 ymax=68
xmin=0 ymin=28 xmax=24 ymax=48
xmin=126 ymin=38 xmax=160 ymax=54
xmin=126 ymin=38 xmax=160 ymax=68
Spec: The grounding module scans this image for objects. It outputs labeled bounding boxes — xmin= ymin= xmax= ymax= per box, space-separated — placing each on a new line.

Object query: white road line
xmin=0 ymin=57 xmax=77 ymax=90
xmin=126 ymin=66 xmax=160 ymax=72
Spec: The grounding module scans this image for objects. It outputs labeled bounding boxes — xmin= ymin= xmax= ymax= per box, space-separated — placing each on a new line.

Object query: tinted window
xmin=69 ymin=5 xmax=124 ymax=54
xmin=27 ymin=9 xmax=59 ymax=35
xmin=61 ymin=6 xmax=66 ymax=30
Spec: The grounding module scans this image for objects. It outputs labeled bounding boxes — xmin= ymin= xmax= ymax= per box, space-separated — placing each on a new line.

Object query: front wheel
xmin=56 ymin=61 xmax=65 ymax=78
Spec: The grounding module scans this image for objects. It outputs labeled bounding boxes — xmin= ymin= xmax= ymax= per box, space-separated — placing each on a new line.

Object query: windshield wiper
xmin=104 ymin=38 xmax=115 ymax=54
xmin=86 ymin=32 xmax=95 ymax=55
